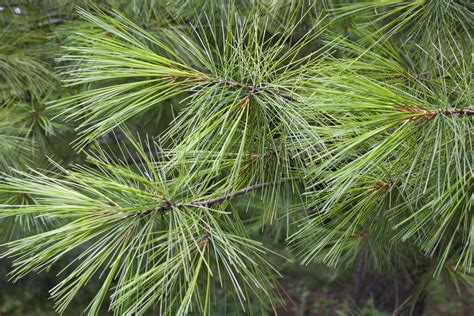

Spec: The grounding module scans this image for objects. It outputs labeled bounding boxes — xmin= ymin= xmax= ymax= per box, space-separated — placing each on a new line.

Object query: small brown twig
xmin=133 ymin=178 xmax=300 ymax=218
xmin=400 ymin=105 xmax=474 ymax=117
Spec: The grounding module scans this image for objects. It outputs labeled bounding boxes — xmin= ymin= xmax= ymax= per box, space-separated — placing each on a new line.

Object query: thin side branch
xmin=437 ymin=107 xmax=474 ymax=116
xmin=135 ymin=178 xmax=300 ymax=217
xmin=401 ymin=106 xmax=474 ymax=116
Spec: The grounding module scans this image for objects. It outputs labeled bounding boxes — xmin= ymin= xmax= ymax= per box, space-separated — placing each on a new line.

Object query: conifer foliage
xmin=0 ymin=1 xmax=472 ymax=315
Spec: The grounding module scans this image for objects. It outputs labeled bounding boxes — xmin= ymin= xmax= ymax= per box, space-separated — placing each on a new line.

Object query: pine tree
xmin=0 ymin=1 xmax=472 ymax=315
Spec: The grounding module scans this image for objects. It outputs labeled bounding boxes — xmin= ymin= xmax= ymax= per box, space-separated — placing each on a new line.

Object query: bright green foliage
xmin=0 ymin=142 xmax=281 ymax=315
xmin=0 ymin=0 xmax=472 ymax=315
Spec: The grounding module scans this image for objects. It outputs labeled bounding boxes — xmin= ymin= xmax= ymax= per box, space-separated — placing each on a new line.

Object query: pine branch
xmin=401 ymin=106 xmax=474 ymax=116
xmin=136 ymin=177 xmax=301 ymax=217
xmin=436 ymin=107 xmax=474 ymax=116
xmin=2 ymin=2 xmax=473 ymax=314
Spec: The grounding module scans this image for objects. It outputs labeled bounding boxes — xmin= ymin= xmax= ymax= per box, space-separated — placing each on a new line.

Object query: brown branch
xmin=400 ymin=106 xmax=474 ymax=116
xmin=134 ymin=178 xmax=300 ymax=218
xmin=399 ymin=105 xmax=473 ymax=126
xmin=437 ymin=107 xmax=474 ymax=116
